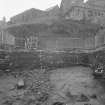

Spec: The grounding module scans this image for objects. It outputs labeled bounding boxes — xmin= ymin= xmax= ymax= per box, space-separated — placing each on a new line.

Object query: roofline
xmin=46 ymin=5 xmax=59 ymax=11
xmin=10 ymin=8 xmax=44 ymax=20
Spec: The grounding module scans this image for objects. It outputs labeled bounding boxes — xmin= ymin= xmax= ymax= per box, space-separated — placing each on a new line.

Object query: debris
xmin=84 ymin=104 xmax=91 ymax=105
xmin=52 ymin=102 xmax=65 ymax=105
xmin=37 ymin=92 xmax=49 ymax=102
xmin=90 ymin=94 xmax=97 ymax=99
xmin=16 ymin=79 xmax=25 ymax=89
xmin=76 ymin=94 xmax=90 ymax=102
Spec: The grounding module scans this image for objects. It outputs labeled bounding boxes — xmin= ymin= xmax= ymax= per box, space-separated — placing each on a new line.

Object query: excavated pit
xmin=0 ymin=66 xmax=105 ymax=105
xmin=50 ymin=66 xmax=105 ymax=105
xmin=0 ymin=50 xmax=105 ymax=105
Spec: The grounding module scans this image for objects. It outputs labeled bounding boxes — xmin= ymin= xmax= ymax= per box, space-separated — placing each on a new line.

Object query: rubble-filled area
xmin=0 ymin=69 xmax=52 ymax=105
xmin=0 ymin=50 xmax=105 ymax=105
xmin=0 ymin=66 xmax=105 ymax=105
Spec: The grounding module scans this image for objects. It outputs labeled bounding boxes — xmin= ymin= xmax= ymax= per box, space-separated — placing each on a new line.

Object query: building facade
xmin=6 ymin=0 xmax=105 ymax=50
xmin=61 ymin=0 xmax=105 ymax=25
xmin=95 ymin=29 xmax=105 ymax=47
xmin=0 ymin=19 xmax=15 ymax=49
xmin=10 ymin=6 xmax=60 ymax=25
xmin=15 ymin=36 xmax=38 ymax=49
xmin=65 ymin=5 xmax=105 ymax=25
xmin=13 ymin=31 xmax=95 ymax=50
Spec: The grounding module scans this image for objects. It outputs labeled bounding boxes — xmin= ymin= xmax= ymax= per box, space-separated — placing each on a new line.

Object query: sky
xmin=0 ymin=0 xmax=61 ymax=21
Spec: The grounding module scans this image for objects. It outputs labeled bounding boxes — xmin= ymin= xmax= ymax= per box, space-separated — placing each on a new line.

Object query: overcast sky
xmin=0 ymin=0 xmax=61 ymax=21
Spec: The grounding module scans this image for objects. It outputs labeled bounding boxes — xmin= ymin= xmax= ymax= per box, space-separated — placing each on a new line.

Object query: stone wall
xmin=95 ymin=29 xmax=105 ymax=47
xmin=38 ymin=37 xmax=95 ymax=50
xmin=0 ymin=30 xmax=15 ymax=47
xmin=0 ymin=30 xmax=3 ymax=44
xmin=15 ymin=37 xmax=26 ymax=48
xmin=84 ymin=36 xmax=95 ymax=49
xmin=3 ymin=32 xmax=15 ymax=45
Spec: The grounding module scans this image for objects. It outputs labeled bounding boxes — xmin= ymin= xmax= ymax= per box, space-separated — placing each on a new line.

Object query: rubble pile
xmin=0 ymin=50 xmax=105 ymax=105
xmin=0 ymin=69 xmax=53 ymax=105
xmin=0 ymin=66 xmax=105 ymax=105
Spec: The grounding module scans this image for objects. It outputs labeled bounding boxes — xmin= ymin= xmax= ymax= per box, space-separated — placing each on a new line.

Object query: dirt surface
xmin=50 ymin=66 xmax=105 ymax=105
xmin=0 ymin=69 xmax=52 ymax=105
xmin=0 ymin=66 xmax=105 ymax=105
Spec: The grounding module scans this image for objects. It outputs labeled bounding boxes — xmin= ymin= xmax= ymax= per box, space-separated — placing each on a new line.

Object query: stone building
xmin=10 ymin=5 xmax=60 ymax=25
xmin=10 ymin=8 xmax=44 ymax=24
xmin=38 ymin=32 xmax=95 ymax=50
xmin=95 ymin=29 xmax=105 ymax=47
xmin=0 ymin=18 xmax=15 ymax=49
xmin=5 ymin=1 xmax=103 ymax=50
xmin=2 ymin=31 xmax=15 ymax=47
xmin=15 ymin=36 xmax=38 ymax=49
xmin=60 ymin=0 xmax=84 ymax=14
xmin=0 ymin=18 xmax=6 ymax=44
xmin=60 ymin=0 xmax=105 ymax=25
xmin=9 ymin=26 xmax=96 ymax=50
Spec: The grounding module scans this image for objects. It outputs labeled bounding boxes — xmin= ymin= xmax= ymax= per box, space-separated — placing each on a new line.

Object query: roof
xmin=60 ymin=0 xmax=105 ymax=14
xmin=46 ymin=5 xmax=59 ymax=11
xmin=5 ymin=23 xmax=49 ymax=37
xmin=60 ymin=0 xmax=84 ymax=13
xmin=46 ymin=5 xmax=60 ymax=16
xmin=70 ymin=4 xmax=105 ymax=11
xmin=9 ymin=6 xmax=60 ymax=25
xmin=87 ymin=0 xmax=105 ymax=8
xmin=10 ymin=8 xmax=44 ymax=20
xmin=5 ymin=19 xmax=101 ymax=38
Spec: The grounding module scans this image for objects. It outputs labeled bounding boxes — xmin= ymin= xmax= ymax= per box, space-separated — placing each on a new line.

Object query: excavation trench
xmin=0 ymin=51 xmax=105 ymax=105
